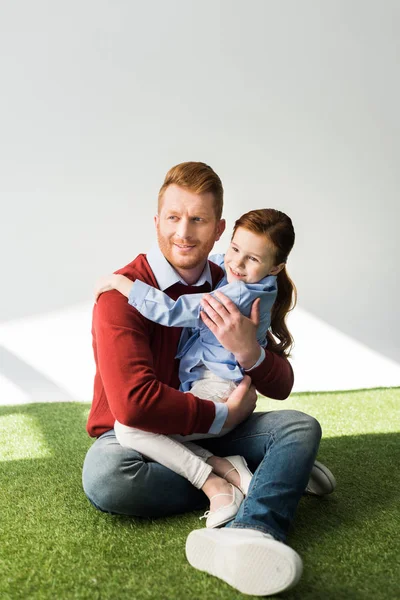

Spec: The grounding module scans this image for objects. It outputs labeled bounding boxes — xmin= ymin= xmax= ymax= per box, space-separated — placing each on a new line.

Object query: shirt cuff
xmin=128 ymin=279 xmax=149 ymax=310
xmin=244 ymin=347 xmax=266 ymax=372
xmin=208 ymin=402 xmax=228 ymax=434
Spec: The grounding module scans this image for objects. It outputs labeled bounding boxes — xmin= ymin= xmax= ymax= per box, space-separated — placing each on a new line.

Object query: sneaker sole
xmin=306 ymin=460 xmax=337 ymax=495
xmin=186 ymin=529 xmax=303 ymax=596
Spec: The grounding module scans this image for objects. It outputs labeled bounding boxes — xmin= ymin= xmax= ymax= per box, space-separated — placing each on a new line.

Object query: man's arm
xmin=94 ymin=289 xmax=260 ymax=435
xmin=244 ymin=348 xmax=294 ymax=400
xmin=94 ymin=290 xmax=216 ymax=435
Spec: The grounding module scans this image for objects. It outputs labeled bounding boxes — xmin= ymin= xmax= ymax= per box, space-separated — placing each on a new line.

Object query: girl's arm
xmin=95 ymin=277 xmax=243 ymax=329
xmin=95 ymin=274 xmax=133 ymax=302
xmin=128 ymin=280 xmax=206 ymax=328
xmin=126 ymin=279 xmax=243 ymax=329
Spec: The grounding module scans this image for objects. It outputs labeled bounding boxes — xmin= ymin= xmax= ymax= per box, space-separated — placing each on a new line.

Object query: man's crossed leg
xmin=83 ymin=410 xmax=334 ymax=596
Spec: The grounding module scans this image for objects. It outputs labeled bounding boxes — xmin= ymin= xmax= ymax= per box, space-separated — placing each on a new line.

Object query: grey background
xmin=1 ymin=0 xmax=399 ymax=364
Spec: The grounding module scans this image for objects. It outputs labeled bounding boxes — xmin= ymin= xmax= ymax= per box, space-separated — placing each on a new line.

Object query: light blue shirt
xmin=132 ymin=246 xmax=277 ymax=434
xmin=146 ymin=244 xmax=213 ymax=291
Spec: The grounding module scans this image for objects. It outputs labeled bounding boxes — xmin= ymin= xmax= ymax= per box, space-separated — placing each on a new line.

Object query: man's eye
xmin=168 ymin=216 xmax=177 ymax=220
xmin=192 ymin=218 xmax=203 ymax=222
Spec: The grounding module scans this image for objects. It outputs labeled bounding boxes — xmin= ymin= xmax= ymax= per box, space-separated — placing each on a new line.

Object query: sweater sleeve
xmin=248 ymin=349 xmax=294 ymax=400
xmin=93 ymin=289 xmax=216 ymax=435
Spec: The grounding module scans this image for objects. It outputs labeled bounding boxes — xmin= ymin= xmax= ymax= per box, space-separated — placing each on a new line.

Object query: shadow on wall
xmin=0 ymin=345 xmax=74 ymax=403
xmin=300 ymin=302 xmax=400 ymax=367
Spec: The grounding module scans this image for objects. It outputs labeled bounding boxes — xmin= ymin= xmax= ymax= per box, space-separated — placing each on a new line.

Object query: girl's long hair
xmin=232 ymin=209 xmax=297 ymax=357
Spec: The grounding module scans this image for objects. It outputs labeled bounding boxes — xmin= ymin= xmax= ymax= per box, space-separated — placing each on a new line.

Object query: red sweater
xmin=86 ymin=254 xmax=294 ymax=438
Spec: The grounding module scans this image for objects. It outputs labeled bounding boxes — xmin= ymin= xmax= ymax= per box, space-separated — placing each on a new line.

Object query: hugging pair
xmin=84 ymin=162 xmax=335 ymax=597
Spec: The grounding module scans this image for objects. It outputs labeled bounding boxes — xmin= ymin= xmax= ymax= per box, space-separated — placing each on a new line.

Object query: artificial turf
xmin=0 ymin=388 xmax=399 ymax=600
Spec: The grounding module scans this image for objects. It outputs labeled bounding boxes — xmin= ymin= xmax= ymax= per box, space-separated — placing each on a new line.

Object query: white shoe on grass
xmin=186 ymin=528 xmax=303 ymax=596
xmin=306 ymin=460 xmax=337 ymax=496
xmin=200 ymin=484 xmax=244 ymax=528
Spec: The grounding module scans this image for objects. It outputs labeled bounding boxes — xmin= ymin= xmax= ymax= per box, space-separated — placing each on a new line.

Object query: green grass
xmin=0 ymin=389 xmax=399 ymax=600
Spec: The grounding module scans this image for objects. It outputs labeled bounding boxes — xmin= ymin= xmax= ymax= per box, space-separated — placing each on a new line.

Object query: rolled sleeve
xmin=244 ymin=347 xmax=266 ymax=372
xmin=207 ymin=402 xmax=228 ymax=434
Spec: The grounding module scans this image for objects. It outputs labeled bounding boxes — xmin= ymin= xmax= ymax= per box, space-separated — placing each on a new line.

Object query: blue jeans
xmin=82 ymin=410 xmax=321 ymax=542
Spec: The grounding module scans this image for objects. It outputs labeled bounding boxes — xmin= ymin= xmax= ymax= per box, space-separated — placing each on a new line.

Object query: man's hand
xmin=200 ymin=291 xmax=262 ymax=369
xmin=223 ymin=375 xmax=257 ymax=429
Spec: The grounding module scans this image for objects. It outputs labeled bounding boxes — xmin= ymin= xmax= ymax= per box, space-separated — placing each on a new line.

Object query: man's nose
xmin=176 ymin=218 xmax=192 ymax=239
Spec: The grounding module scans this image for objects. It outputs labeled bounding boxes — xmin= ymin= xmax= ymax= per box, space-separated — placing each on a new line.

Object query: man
xmin=83 ymin=162 xmax=334 ymax=596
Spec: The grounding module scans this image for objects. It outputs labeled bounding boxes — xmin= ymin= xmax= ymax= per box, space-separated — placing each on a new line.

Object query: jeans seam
xmin=225 ymin=431 xmax=276 ymax=444
xmin=241 ymin=430 xmax=275 ymax=523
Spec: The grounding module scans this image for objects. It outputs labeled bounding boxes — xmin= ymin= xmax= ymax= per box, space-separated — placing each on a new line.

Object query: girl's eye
xmin=232 ymin=246 xmax=239 ymax=252
xmin=249 ymin=256 xmax=258 ymax=262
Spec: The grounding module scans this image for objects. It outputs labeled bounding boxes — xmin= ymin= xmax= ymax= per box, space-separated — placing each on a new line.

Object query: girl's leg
xmin=82 ymin=429 xmax=208 ymax=517
xmin=114 ymin=420 xmax=212 ymax=489
xmin=115 ymin=421 xmax=243 ymax=518
xmin=178 ymin=374 xmax=248 ymax=491
xmin=189 ymin=372 xmax=237 ymax=403
xmin=181 ymin=441 xmax=213 ymax=461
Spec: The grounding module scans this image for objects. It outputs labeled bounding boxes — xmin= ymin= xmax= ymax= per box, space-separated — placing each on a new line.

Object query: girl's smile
xmin=224 ymin=227 xmax=285 ymax=284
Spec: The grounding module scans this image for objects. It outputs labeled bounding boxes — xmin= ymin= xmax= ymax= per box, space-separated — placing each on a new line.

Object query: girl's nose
xmin=233 ymin=258 xmax=244 ymax=269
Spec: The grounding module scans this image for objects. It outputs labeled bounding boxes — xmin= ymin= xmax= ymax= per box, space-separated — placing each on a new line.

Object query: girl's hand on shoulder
xmin=94 ymin=274 xmax=118 ymax=302
xmin=94 ymin=274 xmax=134 ymax=302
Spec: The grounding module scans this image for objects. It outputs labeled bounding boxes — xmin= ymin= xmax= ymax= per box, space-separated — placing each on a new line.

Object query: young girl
xmin=95 ymin=209 xmax=296 ymax=528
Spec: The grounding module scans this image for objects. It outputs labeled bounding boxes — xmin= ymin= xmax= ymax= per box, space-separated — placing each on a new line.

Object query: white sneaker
xmin=306 ymin=460 xmax=337 ymax=495
xmin=186 ymin=528 xmax=303 ymax=596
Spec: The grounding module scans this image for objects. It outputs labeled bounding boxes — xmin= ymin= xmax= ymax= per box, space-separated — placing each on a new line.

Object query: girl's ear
xmin=269 ymin=263 xmax=286 ymax=276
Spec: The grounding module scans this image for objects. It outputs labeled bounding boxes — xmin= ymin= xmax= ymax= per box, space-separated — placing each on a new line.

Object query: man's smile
xmin=174 ymin=242 xmax=196 ymax=252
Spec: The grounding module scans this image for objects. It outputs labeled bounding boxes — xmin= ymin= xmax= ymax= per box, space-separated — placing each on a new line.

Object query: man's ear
xmin=215 ymin=219 xmax=226 ymax=241
xmin=269 ymin=263 xmax=285 ymax=276
xmin=154 ymin=214 xmax=159 ymax=228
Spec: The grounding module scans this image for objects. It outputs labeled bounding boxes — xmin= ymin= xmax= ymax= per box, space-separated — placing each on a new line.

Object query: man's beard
xmin=157 ymin=234 xmax=210 ymax=271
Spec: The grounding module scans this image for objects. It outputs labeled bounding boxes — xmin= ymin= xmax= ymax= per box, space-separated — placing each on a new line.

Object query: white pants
xmin=114 ymin=370 xmax=237 ymax=489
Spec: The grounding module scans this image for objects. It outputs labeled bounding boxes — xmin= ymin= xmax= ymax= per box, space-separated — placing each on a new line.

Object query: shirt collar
xmin=146 ymin=244 xmax=212 ymax=291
